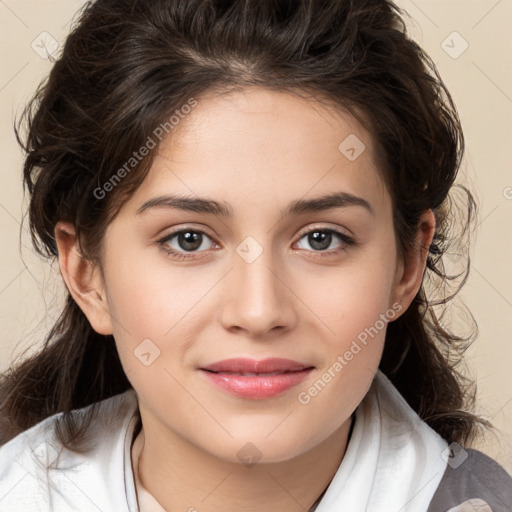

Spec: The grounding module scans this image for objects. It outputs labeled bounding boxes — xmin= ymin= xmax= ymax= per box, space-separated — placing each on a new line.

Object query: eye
xmin=157 ymin=226 xmax=356 ymax=262
xmin=157 ymin=229 xmax=218 ymax=260
xmin=295 ymin=227 xmax=355 ymax=255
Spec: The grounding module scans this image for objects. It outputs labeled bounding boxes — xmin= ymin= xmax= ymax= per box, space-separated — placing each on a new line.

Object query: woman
xmin=0 ymin=0 xmax=510 ymax=510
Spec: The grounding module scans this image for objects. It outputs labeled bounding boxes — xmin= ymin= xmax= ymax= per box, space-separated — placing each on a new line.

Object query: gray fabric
xmin=427 ymin=449 xmax=512 ymax=512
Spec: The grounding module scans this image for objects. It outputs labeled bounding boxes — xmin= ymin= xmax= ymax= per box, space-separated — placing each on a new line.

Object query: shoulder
xmin=0 ymin=389 xmax=139 ymax=511
xmin=427 ymin=448 xmax=512 ymax=512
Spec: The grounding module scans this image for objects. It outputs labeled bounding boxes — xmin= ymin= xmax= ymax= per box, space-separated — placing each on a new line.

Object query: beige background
xmin=0 ymin=1 xmax=511 ymax=472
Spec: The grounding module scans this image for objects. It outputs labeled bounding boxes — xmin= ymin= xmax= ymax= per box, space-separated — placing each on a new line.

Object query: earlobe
xmin=391 ymin=209 xmax=436 ymax=313
xmin=54 ymin=221 xmax=113 ymax=335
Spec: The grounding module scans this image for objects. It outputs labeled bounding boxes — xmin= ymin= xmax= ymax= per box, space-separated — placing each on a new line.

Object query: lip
xmin=199 ymin=358 xmax=315 ymax=399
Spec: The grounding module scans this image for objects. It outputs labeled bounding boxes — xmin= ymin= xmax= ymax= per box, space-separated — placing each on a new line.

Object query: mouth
xmin=200 ymin=357 xmax=312 ymax=374
xmin=199 ymin=358 xmax=315 ymax=399
xmin=202 ymin=370 xmax=303 ymax=377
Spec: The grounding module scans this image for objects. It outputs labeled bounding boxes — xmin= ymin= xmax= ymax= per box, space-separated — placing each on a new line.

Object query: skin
xmin=55 ymin=87 xmax=435 ymax=511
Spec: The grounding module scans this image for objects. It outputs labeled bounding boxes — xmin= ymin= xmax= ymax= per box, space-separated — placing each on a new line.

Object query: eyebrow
xmin=137 ymin=191 xmax=374 ymax=218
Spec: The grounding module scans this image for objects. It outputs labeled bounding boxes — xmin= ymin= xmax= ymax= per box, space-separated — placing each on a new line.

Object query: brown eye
xmin=157 ymin=229 xmax=218 ymax=260
xmin=295 ymin=228 xmax=355 ymax=254
xmin=173 ymin=231 xmax=203 ymax=251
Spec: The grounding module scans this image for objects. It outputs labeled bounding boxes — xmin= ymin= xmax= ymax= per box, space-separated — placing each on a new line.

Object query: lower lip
xmin=200 ymin=369 xmax=314 ymax=399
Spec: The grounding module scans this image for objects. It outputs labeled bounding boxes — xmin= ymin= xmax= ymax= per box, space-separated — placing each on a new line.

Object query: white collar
xmin=314 ymin=369 xmax=448 ymax=511
xmin=0 ymin=368 xmax=448 ymax=511
xmin=124 ymin=369 xmax=448 ymax=511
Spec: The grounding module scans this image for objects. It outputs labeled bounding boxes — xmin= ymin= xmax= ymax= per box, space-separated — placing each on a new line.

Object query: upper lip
xmin=200 ymin=358 xmax=313 ymax=373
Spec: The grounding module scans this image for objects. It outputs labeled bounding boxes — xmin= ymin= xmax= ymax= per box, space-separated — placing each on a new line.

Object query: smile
xmin=199 ymin=360 xmax=314 ymax=399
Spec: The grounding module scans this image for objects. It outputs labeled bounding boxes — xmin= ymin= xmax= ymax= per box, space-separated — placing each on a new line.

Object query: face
xmin=77 ymin=87 xmax=415 ymax=463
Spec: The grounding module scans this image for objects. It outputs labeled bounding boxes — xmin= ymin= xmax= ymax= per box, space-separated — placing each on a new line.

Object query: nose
xmin=218 ymin=246 xmax=298 ymax=339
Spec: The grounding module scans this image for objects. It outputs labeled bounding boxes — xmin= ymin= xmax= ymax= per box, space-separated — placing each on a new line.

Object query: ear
xmin=54 ymin=221 xmax=113 ymax=335
xmin=390 ymin=209 xmax=436 ymax=314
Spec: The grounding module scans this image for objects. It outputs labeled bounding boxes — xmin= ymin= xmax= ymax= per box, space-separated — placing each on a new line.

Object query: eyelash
xmin=156 ymin=226 xmax=356 ymax=261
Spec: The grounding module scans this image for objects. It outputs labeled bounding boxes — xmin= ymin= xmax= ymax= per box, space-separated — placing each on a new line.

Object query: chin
xmin=202 ymin=433 xmax=316 ymax=467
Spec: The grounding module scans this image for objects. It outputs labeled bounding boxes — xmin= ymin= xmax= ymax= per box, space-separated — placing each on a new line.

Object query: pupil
xmin=310 ymin=231 xmax=331 ymax=251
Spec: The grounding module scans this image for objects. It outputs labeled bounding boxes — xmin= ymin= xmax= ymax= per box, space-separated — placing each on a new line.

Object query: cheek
xmin=293 ymin=244 xmax=398 ymax=417
xmin=101 ymin=248 xmax=216 ymax=385
xmin=103 ymin=237 xmax=208 ymax=335
xmin=305 ymin=246 xmax=398 ymax=343
xmin=292 ymin=287 xmax=394 ymax=451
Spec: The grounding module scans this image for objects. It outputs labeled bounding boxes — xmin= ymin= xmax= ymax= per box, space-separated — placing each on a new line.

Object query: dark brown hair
xmin=1 ymin=0 xmax=490 ymax=450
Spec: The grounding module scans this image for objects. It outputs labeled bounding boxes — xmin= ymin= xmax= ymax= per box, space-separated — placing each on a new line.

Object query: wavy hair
xmin=1 ymin=0 xmax=490 ymax=450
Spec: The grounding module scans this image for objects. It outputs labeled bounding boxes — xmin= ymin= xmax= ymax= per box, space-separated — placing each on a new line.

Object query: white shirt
xmin=1 ymin=370 xmax=508 ymax=511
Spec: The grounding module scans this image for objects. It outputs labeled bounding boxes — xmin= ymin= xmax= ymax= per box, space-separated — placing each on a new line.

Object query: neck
xmin=132 ymin=413 xmax=354 ymax=512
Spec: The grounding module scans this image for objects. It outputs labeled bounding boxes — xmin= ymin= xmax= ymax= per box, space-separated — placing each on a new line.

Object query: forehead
xmin=124 ymin=87 xmax=391 ymax=216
